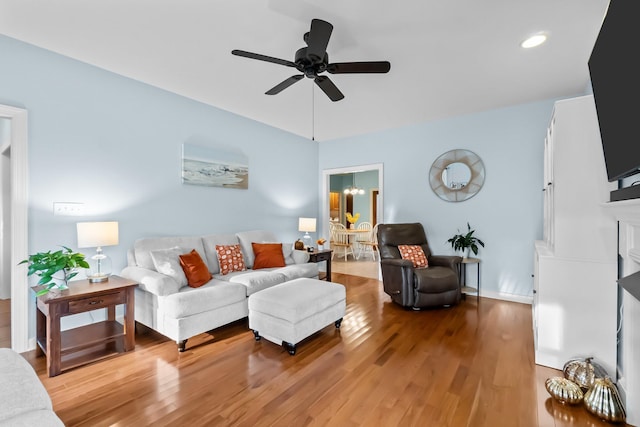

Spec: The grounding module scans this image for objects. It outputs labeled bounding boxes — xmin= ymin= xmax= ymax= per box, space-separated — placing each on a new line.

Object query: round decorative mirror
xmin=429 ymin=149 xmax=485 ymax=202
xmin=442 ymin=162 xmax=471 ymax=189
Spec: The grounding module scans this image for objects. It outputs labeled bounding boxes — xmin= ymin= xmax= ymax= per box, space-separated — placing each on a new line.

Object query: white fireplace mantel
xmin=604 ymin=197 xmax=640 ymax=426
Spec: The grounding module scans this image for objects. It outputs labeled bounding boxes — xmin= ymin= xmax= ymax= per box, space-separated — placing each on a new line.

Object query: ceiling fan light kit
xmin=232 ymin=19 xmax=390 ymax=101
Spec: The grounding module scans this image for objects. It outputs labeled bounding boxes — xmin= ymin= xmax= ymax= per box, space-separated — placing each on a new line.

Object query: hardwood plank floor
xmin=16 ymin=274 xmax=629 ymax=426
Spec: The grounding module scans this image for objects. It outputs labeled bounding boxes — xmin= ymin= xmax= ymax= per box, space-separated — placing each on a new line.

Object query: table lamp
xmin=298 ymin=217 xmax=316 ymax=249
xmin=77 ymin=221 xmax=119 ymax=283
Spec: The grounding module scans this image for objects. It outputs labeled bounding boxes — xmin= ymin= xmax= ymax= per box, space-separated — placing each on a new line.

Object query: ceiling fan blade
xmin=265 ymin=75 xmax=304 ymax=95
xmin=327 ymin=61 xmax=391 ymax=74
xmin=306 ymin=19 xmax=333 ymax=61
xmin=315 ymin=76 xmax=344 ymax=102
xmin=231 ymin=50 xmax=296 ymax=68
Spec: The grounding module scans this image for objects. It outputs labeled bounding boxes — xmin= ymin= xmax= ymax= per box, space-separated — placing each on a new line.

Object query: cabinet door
xmin=543 ymin=120 xmax=554 ymax=248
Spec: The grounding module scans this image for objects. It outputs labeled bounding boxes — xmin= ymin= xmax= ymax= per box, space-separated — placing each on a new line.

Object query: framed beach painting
xmin=181 ymin=143 xmax=249 ymax=189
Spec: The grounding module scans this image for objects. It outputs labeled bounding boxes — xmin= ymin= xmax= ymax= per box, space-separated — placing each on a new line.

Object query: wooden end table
xmin=34 ymin=275 xmax=138 ymax=377
xmin=308 ymin=249 xmax=333 ymax=281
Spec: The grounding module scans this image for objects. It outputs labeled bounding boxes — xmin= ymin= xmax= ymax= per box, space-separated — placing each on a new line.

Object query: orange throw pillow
xmin=179 ymin=249 xmax=212 ymax=287
xmin=398 ymin=245 xmax=428 ymax=268
xmin=215 ymin=244 xmax=247 ymax=275
xmin=252 ymin=243 xmax=286 ymax=269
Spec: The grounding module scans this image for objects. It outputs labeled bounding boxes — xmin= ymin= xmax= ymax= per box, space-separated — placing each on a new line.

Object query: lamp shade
xmin=77 ymin=221 xmax=119 ymax=248
xmin=298 ymin=217 xmax=317 ymax=233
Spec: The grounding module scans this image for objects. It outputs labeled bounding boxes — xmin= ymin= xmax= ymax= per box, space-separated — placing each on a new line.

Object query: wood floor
xmin=10 ymin=274 xmax=630 ymax=426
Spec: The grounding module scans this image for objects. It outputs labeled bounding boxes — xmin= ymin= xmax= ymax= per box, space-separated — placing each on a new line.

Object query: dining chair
xmin=358 ymin=223 xmax=379 ymax=261
xmin=355 ymin=222 xmax=372 ymax=259
xmin=331 ymin=226 xmax=354 ymax=261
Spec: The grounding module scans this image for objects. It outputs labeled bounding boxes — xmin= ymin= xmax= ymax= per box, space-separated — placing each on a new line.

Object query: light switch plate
xmin=53 ymin=202 xmax=85 ymax=216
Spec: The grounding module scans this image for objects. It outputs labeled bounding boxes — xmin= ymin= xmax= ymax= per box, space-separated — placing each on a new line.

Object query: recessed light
xmin=521 ymin=33 xmax=548 ymax=48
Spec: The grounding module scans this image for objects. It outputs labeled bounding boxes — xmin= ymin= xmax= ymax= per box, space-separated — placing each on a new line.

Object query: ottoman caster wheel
xmin=253 ymin=330 xmax=261 ymax=341
xmin=283 ymin=342 xmax=296 ymax=355
xmin=335 ymin=318 xmax=343 ymax=329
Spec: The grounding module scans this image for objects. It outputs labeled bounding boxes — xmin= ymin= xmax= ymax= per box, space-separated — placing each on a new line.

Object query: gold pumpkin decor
xmin=545 ymin=377 xmax=584 ymax=405
xmin=583 ymin=377 xmax=626 ymax=423
xmin=563 ymin=357 xmax=608 ymax=391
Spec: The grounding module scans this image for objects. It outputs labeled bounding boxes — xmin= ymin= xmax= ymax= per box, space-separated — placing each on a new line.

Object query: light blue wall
xmin=0 ymin=35 xmax=318 ymax=283
xmin=352 ymin=170 xmax=378 ymax=225
xmin=1 ymin=33 xmax=587 ymax=309
xmin=319 ymin=99 xmax=565 ymax=299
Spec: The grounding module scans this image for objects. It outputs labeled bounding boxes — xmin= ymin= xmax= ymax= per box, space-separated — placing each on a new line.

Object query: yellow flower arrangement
xmin=317 ymin=238 xmax=326 ymax=245
xmin=346 ymin=212 xmax=360 ymax=224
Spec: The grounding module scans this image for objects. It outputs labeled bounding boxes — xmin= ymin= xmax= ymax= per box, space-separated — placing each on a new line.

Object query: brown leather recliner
xmin=377 ymin=223 xmax=462 ymax=309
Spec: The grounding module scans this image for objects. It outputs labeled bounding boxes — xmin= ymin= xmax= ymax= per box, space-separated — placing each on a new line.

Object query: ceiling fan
xmin=231 ymin=18 xmax=391 ymax=102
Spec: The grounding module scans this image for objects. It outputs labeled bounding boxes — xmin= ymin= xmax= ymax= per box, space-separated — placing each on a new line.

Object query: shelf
xmin=60 ymin=321 xmax=124 ymax=355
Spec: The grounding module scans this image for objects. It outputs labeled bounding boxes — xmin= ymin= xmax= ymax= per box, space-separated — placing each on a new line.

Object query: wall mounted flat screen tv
xmin=588 ymin=0 xmax=640 ymax=183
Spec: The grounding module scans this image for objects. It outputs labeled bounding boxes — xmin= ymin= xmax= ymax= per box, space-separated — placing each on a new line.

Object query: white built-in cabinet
xmin=533 ymin=95 xmax=618 ymax=375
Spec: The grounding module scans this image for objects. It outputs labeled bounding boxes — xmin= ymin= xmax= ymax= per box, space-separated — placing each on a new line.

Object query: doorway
xmin=322 ymin=164 xmax=383 ymax=279
xmin=0 ymin=105 xmax=29 ymax=352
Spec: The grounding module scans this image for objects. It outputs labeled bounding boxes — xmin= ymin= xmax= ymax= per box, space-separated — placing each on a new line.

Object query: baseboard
xmin=480 ymin=290 xmax=533 ymax=305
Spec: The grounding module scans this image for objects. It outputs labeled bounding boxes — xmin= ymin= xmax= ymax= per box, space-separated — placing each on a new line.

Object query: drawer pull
xmin=89 ymin=300 xmax=104 ymax=305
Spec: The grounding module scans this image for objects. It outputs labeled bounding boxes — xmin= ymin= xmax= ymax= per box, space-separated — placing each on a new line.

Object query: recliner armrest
xmin=380 ymin=258 xmax=415 ymax=306
xmin=380 ymin=258 xmax=413 ymax=268
xmin=429 ymin=255 xmax=462 ymax=271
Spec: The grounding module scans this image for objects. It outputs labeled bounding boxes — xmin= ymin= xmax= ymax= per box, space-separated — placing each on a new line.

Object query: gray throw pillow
xmin=150 ymin=246 xmax=188 ymax=287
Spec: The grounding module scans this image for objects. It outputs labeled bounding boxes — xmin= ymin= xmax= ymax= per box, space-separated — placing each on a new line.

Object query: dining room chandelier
xmin=343 ymin=186 xmax=365 ymax=195
xmin=343 ymin=173 xmax=365 ymax=195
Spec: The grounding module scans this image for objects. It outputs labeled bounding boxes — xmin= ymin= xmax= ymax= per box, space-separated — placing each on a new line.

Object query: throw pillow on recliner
xmin=251 ymin=242 xmax=286 ymax=269
xmin=398 ymin=245 xmax=429 ymax=268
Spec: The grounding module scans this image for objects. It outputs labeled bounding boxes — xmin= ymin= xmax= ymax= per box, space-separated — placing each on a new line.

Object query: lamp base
xmin=88 ymin=274 xmax=110 ymax=283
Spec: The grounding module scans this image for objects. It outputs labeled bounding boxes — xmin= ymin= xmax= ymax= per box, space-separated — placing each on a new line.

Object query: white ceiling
xmin=0 ymin=0 xmax=609 ymax=141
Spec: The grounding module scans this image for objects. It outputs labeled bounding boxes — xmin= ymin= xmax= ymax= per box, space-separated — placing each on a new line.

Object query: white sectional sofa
xmin=0 ymin=348 xmax=64 ymax=426
xmin=120 ymin=230 xmax=318 ymax=352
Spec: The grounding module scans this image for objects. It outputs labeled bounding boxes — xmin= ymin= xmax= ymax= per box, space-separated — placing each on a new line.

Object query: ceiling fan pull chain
xmin=312 ymin=83 xmax=315 ymax=141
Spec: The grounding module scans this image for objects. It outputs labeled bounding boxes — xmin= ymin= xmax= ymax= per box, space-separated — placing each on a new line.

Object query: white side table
xmin=460 ymin=257 xmax=480 ymax=300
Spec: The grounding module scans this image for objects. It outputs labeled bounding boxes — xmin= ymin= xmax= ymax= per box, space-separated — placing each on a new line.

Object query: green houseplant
xmin=19 ymin=246 xmax=90 ymax=296
xmin=447 ymin=223 xmax=485 ymax=258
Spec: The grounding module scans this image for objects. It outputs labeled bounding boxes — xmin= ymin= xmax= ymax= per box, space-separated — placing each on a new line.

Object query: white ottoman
xmin=248 ymin=278 xmax=346 ymax=355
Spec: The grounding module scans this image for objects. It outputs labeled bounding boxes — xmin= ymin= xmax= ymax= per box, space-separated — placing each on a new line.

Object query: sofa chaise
xmin=120 ymin=230 xmax=318 ymax=351
xmin=0 ymin=348 xmax=64 ymax=426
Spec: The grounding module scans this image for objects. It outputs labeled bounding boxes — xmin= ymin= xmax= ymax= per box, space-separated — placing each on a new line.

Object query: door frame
xmin=0 ymin=104 xmax=29 ymax=352
xmin=321 ymin=163 xmax=383 ymax=245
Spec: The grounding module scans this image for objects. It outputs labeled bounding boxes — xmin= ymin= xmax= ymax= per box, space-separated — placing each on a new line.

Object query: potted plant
xmin=19 ymin=246 xmax=90 ymax=296
xmin=447 ymin=223 xmax=485 ymax=259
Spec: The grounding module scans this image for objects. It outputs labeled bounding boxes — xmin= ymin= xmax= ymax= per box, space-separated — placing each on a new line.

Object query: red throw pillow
xmin=398 ymin=245 xmax=428 ymax=268
xmin=252 ymin=243 xmax=286 ymax=269
xmin=215 ymin=244 xmax=247 ymax=275
xmin=179 ymin=249 xmax=212 ymax=288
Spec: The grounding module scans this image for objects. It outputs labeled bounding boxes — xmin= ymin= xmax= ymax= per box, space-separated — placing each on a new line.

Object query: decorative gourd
xmin=563 ymin=357 xmax=608 ymax=390
xmin=583 ymin=377 xmax=626 ymax=423
xmin=545 ymin=377 xmax=584 ymax=404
